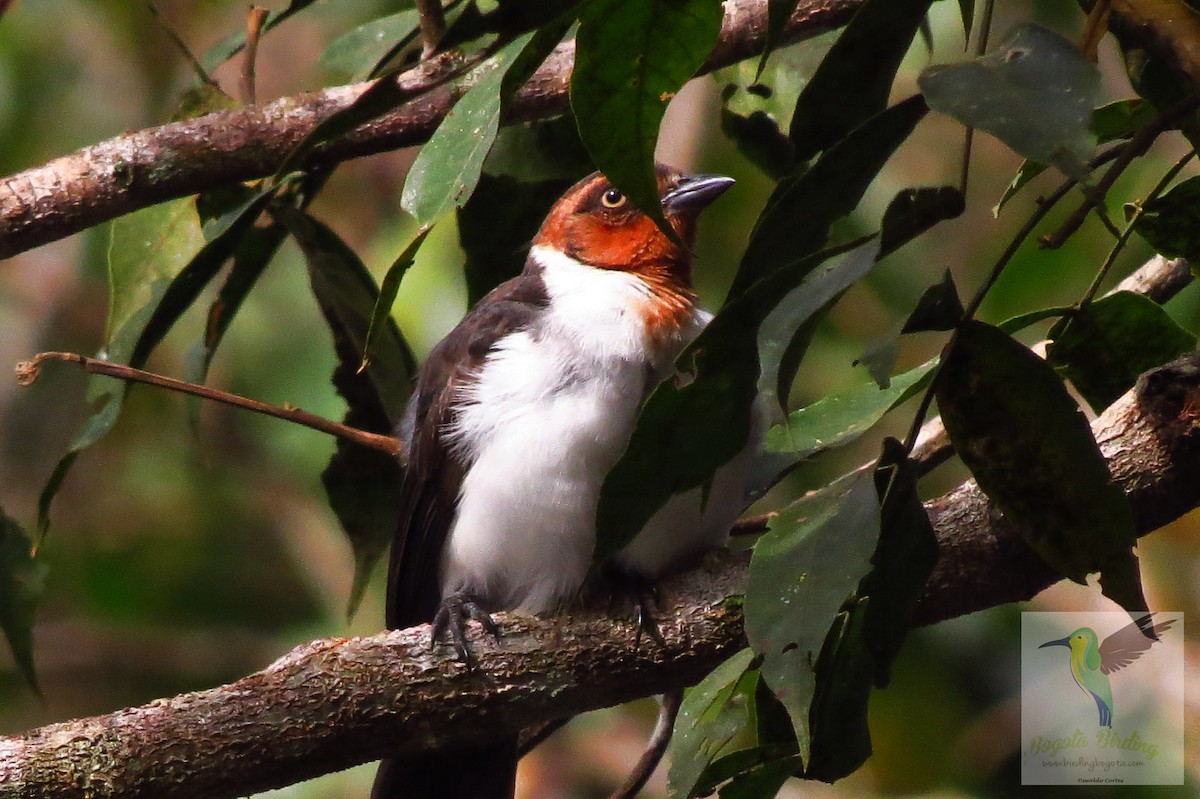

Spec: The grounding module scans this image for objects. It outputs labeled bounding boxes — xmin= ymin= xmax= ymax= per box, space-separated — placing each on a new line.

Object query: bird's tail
xmin=372 ymin=738 xmax=518 ymax=799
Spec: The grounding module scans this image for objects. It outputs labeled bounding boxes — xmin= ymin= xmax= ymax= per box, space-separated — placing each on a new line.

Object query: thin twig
xmin=147 ymin=2 xmax=221 ymax=89
xmin=607 ymin=690 xmax=683 ymax=799
xmin=14 ymin=352 xmax=402 ymax=459
xmin=958 ymin=0 xmax=996 ymax=196
xmin=415 ymin=0 xmax=448 ymax=57
xmin=1039 ymin=95 xmax=1200 ymax=250
xmin=241 ymin=6 xmax=269 ymax=106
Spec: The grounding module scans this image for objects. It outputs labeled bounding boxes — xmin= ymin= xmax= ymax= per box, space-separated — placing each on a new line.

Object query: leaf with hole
xmin=920 ymin=23 xmax=1100 ymax=180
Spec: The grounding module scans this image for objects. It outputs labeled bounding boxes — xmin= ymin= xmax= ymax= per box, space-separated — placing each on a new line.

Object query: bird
xmin=1039 ymin=614 xmax=1176 ymax=728
xmin=372 ymin=164 xmax=747 ymax=799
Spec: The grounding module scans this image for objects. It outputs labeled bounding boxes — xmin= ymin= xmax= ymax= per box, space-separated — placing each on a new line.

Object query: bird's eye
xmin=600 ymin=188 xmax=626 ymax=209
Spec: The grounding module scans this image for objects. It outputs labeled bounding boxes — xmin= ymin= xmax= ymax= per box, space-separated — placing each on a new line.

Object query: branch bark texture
xmin=0 ymin=0 xmax=861 ymax=260
xmin=3 ymin=352 xmax=1198 ymax=799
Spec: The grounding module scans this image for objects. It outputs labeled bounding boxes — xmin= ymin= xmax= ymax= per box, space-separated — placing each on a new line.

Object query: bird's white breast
xmin=441 ymin=246 xmax=703 ymax=614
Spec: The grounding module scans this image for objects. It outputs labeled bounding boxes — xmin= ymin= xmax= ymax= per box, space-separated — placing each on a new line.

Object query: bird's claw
xmin=603 ymin=569 xmax=666 ymax=650
xmin=431 ymin=592 xmax=501 ymax=668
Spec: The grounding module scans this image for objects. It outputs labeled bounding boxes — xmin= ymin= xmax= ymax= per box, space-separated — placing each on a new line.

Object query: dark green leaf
xmin=720 ymin=106 xmax=795 ymax=181
xmin=458 ymin=173 xmax=578 ymax=304
xmin=572 ymin=0 xmax=723 ymax=236
xmin=854 ymin=334 xmax=899 ymax=389
xmin=958 ymin=0 xmax=974 ymax=44
xmin=756 ymin=0 xmax=801 ymax=78
xmin=667 ymin=648 xmax=759 ymax=799
xmin=1047 ymin=291 xmax=1197 ymax=413
xmin=719 ymin=755 xmax=802 ymax=798
xmin=805 ymin=600 xmax=873 ymax=780
xmin=729 ymin=95 xmax=928 ymax=299
xmin=744 ymin=472 xmax=881 ymax=758
xmin=0 ymin=510 xmax=47 ymax=694
xmin=362 ymin=225 xmax=434 ymax=371
xmin=805 ymin=440 xmax=936 ymax=780
xmin=789 ymin=0 xmax=934 ymax=162
xmin=483 ymin=116 xmax=593 ymax=183
xmin=1134 ymin=175 xmax=1200 ymax=262
xmin=319 ymin=10 xmax=421 ymax=80
xmin=862 ymin=438 xmax=938 ymax=685
xmin=937 ymin=321 xmax=1145 ymax=611
xmin=901 ymin=269 xmax=963 ymax=332
xmin=276 ymin=208 xmax=415 ymax=613
xmin=919 ymin=24 xmax=1100 ymax=179
xmin=880 ymin=187 xmax=965 ymax=256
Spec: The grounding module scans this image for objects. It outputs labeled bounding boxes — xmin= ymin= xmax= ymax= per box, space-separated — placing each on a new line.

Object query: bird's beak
xmin=1040 ymin=637 xmax=1071 ymax=649
xmin=662 ymin=174 xmax=735 ymax=214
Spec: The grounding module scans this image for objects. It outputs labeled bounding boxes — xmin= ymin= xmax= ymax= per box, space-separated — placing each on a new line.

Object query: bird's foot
xmin=602 ymin=569 xmax=666 ymax=650
xmin=431 ymin=592 xmax=501 ymax=668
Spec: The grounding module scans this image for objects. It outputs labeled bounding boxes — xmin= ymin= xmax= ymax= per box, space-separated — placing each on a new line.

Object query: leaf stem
xmin=1040 ymin=95 xmax=1200 ymax=250
xmin=14 ymin=352 xmax=402 ymax=459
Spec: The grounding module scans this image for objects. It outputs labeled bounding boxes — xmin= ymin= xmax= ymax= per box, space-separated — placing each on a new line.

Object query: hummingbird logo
xmin=1039 ymin=614 xmax=1176 ymax=728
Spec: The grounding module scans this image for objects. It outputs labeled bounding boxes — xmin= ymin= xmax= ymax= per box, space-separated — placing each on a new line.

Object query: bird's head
xmin=1040 ymin=627 xmax=1102 ymax=669
xmin=532 ymin=164 xmax=734 ymax=288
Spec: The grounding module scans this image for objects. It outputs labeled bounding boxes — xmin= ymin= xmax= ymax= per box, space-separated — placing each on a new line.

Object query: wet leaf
xmin=900 ymin=270 xmax=963 ymax=332
xmin=362 ymin=225 xmax=434 ymax=371
xmin=667 ymin=648 xmax=758 ymax=799
xmin=744 ymin=472 xmax=881 ymax=759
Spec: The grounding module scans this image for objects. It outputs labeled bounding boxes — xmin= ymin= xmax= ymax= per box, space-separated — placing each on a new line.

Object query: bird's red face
xmin=531 ymin=165 xmax=733 ymax=337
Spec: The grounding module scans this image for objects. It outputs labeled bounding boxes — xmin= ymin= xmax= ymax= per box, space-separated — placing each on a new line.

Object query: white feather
xmin=441 ymin=246 xmax=705 ymax=613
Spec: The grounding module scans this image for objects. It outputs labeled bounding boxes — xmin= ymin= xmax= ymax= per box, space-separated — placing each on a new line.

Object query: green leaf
xmin=571 ymin=0 xmax=723 ymax=235
xmin=958 ymin=0 xmax=974 ymax=44
xmin=667 ymin=648 xmax=758 ymax=799
xmin=1047 ymin=292 xmax=1197 ymax=413
xmin=744 ymin=472 xmax=882 ymax=759
xmin=729 ymin=95 xmax=928 ymax=300
xmin=718 ymin=755 xmax=802 ymax=798
xmin=362 ymin=225 xmax=434 ymax=371
xmin=1092 ymin=98 xmax=1158 ymax=143
xmin=901 ymin=270 xmax=963 ymax=333
xmin=319 ymin=10 xmax=421 ymax=80
xmin=937 ymin=321 xmax=1145 ymax=611
xmin=276 ymin=208 xmax=415 ymax=614
xmin=403 ymin=22 xmax=568 ymax=224
xmin=0 ymin=510 xmax=47 ymax=694
xmin=805 ymin=600 xmax=873 ymax=780
xmin=37 ymin=196 xmax=204 ymax=532
xmin=789 ymin=0 xmax=934 ymax=162
xmin=997 ymin=305 xmax=1072 ymax=334
xmin=1133 ymin=175 xmax=1200 ymax=262
xmin=919 ymin=23 xmax=1100 ymax=180
xmin=762 ymin=359 xmax=936 ymax=461
xmin=720 ymin=104 xmax=795 ymax=181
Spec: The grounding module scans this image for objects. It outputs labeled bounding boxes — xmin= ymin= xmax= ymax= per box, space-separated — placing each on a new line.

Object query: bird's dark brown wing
xmin=385 ymin=273 xmax=550 ymax=630
xmin=1099 ymin=613 xmax=1177 ymax=675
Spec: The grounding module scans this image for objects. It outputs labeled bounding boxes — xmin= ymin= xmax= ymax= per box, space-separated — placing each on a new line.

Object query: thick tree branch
xmin=3 ymin=352 xmax=1198 ymax=799
xmin=0 ymin=0 xmax=861 ymax=260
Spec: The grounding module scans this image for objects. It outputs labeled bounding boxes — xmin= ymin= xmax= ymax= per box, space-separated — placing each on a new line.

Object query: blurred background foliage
xmin=0 ymin=1 xmax=1198 ymax=797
